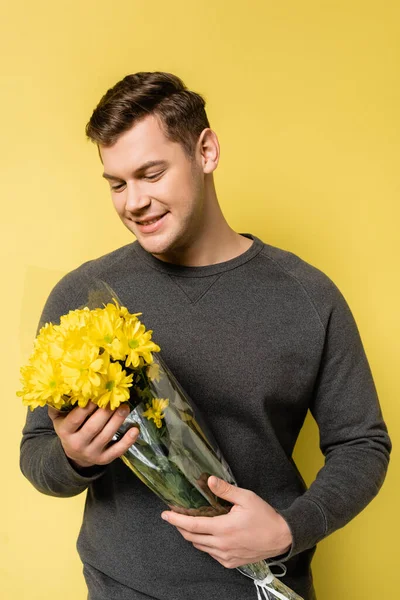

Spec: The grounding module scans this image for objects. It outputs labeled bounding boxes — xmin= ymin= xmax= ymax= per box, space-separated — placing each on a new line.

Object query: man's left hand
xmin=161 ymin=476 xmax=293 ymax=569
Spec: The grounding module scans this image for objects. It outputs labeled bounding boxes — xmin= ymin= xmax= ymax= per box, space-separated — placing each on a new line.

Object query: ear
xmin=198 ymin=128 xmax=220 ymax=174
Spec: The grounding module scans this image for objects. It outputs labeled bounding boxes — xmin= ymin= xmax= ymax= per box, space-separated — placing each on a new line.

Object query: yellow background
xmin=2 ymin=1 xmax=398 ymax=598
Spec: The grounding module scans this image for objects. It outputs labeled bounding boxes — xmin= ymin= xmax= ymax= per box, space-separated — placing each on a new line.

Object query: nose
xmin=124 ymin=181 xmax=151 ymax=214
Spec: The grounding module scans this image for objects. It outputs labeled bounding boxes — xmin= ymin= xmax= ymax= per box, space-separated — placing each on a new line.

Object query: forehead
xmin=99 ymin=114 xmax=182 ymax=174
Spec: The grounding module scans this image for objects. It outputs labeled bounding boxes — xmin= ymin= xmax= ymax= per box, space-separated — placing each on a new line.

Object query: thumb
xmin=47 ymin=406 xmax=63 ymax=422
xmin=208 ymin=476 xmax=247 ymax=505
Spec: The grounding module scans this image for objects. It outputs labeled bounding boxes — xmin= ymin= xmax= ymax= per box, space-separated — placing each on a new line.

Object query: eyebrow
xmin=102 ymin=160 xmax=168 ymax=181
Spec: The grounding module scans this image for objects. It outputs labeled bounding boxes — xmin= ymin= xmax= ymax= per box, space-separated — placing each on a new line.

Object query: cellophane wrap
xmin=114 ymin=351 xmax=303 ymax=600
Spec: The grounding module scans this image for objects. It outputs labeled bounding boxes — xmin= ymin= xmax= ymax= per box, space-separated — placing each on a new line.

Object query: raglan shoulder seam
xmin=37 ymin=244 xmax=138 ymax=331
xmin=70 ymin=242 xmax=136 ymax=280
xmin=258 ymin=247 xmax=327 ymax=335
xmin=56 ymin=243 xmax=137 ymax=301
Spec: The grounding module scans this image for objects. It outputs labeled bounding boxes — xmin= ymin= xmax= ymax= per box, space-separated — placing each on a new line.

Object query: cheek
xmin=111 ymin=194 xmax=125 ymax=216
xmin=166 ymin=171 xmax=197 ymax=204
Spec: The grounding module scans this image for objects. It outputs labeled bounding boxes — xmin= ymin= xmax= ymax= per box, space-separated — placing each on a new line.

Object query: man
xmin=20 ymin=71 xmax=391 ymax=600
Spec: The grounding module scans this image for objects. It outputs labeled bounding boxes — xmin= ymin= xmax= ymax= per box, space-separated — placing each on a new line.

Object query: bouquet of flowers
xmin=18 ymin=285 xmax=303 ymax=600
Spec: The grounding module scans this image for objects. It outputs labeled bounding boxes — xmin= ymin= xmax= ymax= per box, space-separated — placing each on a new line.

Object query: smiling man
xmin=20 ymin=71 xmax=391 ymax=600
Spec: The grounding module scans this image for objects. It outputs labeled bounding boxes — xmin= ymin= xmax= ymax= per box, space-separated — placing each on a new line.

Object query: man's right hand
xmin=48 ymin=401 xmax=139 ymax=470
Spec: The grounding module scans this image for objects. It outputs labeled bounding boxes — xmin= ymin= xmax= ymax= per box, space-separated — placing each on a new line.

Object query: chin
xmin=135 ymin=233 xmax=175 ymax=257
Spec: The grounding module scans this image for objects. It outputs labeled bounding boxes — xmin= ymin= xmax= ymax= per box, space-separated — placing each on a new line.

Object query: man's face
xmin=99 ymin=114 xmax=207 ymax=261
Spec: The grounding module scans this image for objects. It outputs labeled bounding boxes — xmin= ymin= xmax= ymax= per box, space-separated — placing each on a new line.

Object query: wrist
xmin=67 ymin=456 xmax=100 ymax=475
xmin=277 ymin=513 xmax=293 ymax=554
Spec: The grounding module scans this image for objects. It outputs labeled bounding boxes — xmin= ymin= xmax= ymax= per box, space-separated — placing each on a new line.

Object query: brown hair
xmin=85 ymin=71 xmax=210 ymax=160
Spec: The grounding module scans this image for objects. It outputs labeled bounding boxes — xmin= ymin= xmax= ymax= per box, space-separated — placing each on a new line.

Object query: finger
xmin=192 ymin=543 xmax=226 ymax=560
xmin=61 ymin=402 xmax=99 ymax=434
xmin=191 ymin=543 xmax=233 ymax=568
xmin=208 ymin=476 xmax=251 ymax=506
xmin=161 ymin=511 xmax=223 ymax=535
xmin=175 ymin=526 xmax=217 ymax=548
xmin=98 ymin=427 xmax=140 ymax=465
xmin=88 ymin=404 xmax=132 ymax=450
xmin=48 ymin=406 xmax=64 ymax=422
xmin=76 ymin=405 xmax=125 ymax=445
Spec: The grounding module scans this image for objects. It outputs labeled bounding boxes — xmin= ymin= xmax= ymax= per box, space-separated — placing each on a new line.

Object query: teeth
xmin=140 ymin=216 xmax=162 ymax=226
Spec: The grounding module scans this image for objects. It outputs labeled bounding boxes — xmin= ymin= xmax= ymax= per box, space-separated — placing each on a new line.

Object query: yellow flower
xmin=85 ymin=303 xmax=126 ymax=360
xmin=112 ymin=299 xmax=142 ymax=321
xmin=142 ymin=398 xmax=169 ymax=428
xmin=59 ymin=307 xmax=91 ymax=331
xmin=146 ymin=362 xmax=161 ymax=382
xmin=120 ymin=320 xmax=160 ymax=368
xmin=33 ymin=323 xmax=64 ymax=360
xmin=58 ymin=327 xmax=87 ymax=356
xmin=18 ymin=353 xmax=70 ymax=410
xmin=69 ymin=392 xmax=91 ymax=409
xmin=60 ymin=344 xmax=108 ymax=400
xmin=97 ymin=361 xmax=134 ymax=410
xmin=35 ymin=322 xmax=58 ymax=346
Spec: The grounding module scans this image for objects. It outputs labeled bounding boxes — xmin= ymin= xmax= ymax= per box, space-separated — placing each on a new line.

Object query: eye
xmin=146 ymin=171 xmax=164 ymax=181
xmin=111 ymin=183 xmax=125 ymax=191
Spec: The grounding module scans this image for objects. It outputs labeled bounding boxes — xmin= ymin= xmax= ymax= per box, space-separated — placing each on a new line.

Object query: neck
xmin=154 ymin=176 xmax=253 ymax=267
xmin=169 ymin=224 xmax=252 ymax=268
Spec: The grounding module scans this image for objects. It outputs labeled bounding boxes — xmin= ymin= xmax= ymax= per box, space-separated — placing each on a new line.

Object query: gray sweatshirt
xmin=20 ymin=234 xmax=391 ymax=600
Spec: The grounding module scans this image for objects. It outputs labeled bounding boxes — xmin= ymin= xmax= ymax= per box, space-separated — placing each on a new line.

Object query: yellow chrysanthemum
xmin=146 ymin=362 xmax=162 ymax=382
xmin=33 ymin=323 xmax=64 ymax=360
xmin=142 ymin=398 xmax=169 ymax=428
xmin=68 ymin=391 xmax=92 ymax=409
xmin=60 ymin=344 xmax=108 ymax=399
xmin=35 ymin=322 xmax=58 ymax=346
xmin=112 ymin=299 xmax=142 ymax=322
xmin=84 ymin=303 xmax=127 ymax=360
xmin=119 ymin=320 xmax=160 ymax=368
xmin=56 ymin=328 xmax=87 ymax=358
xmin=97 ymin=361 xmax=134 ymax=410
xmin=17 ymin=353 xmax=70 ymax=410
xmin=59 ymin=307 xmax=92 ymax=331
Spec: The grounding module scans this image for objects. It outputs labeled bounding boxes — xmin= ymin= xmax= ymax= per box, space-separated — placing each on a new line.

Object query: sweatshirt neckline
xmin=132 ymin=233 xmax=264 ymax=278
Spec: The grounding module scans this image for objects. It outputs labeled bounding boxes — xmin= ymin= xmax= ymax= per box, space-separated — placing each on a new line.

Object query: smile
xmin=137 ymin=216 xmax=164 ymax=226
xmin=135 ymin=213 xmax=168 ymax=233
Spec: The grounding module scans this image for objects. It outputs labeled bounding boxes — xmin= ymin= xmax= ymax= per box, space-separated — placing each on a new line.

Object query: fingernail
xmin=118 ymin=406 xmax=129 ymax=417
xmin=129 ymin=428 xmax=138 ymax=438
xmin=161 ymin=512 xmax=169 ymax=521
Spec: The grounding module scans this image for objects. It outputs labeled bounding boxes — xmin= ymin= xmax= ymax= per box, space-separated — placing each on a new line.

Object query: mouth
xmin=134 ymin=213 xmax=168 ymax=234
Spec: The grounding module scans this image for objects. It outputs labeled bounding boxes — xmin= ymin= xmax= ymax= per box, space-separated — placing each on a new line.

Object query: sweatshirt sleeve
xmin=19 ymin=270 xmax=107 ymax=497
xmin=20 ymin=405 xmax=106 ymax=497
xmin=276 ymin=279 xmax=392 ymax=560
